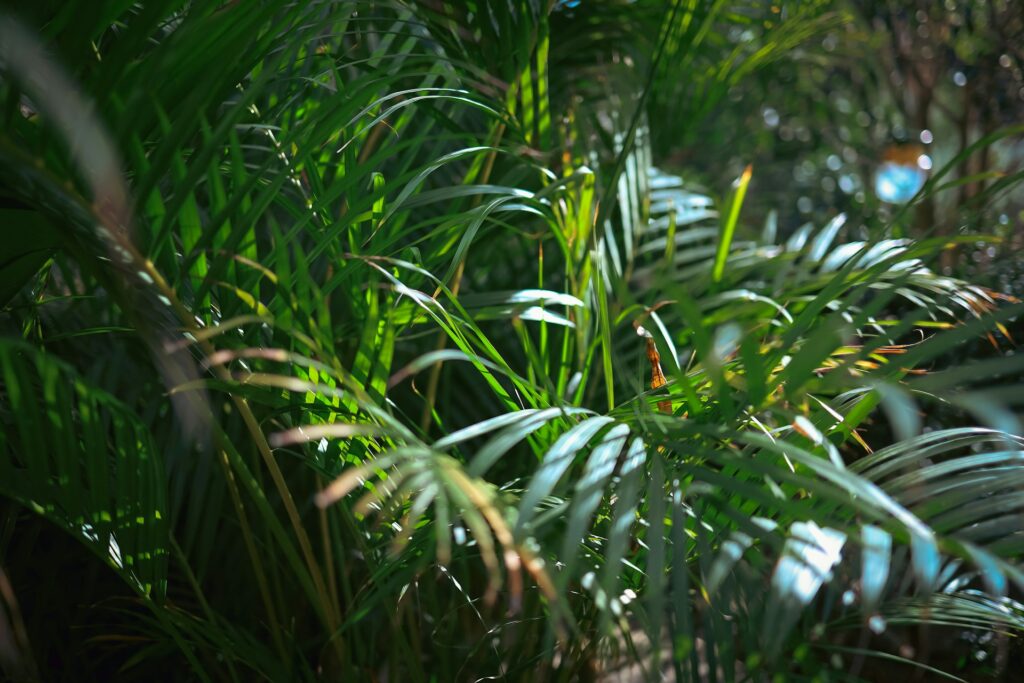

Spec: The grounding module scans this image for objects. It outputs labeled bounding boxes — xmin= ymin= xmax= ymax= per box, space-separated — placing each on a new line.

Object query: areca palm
xmin=1 ymin=1 xmax=1022 ymax=681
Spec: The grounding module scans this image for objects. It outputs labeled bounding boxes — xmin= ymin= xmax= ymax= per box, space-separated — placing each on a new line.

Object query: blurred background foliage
xmin=0 ymin=0 xmax=1023 ymax=681
xmin=673 ymin=0 xmax=1024 ymax=291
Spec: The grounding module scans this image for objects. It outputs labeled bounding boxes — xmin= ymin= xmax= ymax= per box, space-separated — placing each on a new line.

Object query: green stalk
xmin=712 ymin=163 xmax=752 ymax=284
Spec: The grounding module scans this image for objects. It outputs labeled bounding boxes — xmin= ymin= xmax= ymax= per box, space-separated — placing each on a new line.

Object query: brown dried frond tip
xmin=644 ymin=333 xmax=673 ymax=415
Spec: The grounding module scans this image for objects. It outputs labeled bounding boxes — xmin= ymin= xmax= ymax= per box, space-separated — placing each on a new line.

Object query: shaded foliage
xmin=1 ymin=1 xmax=1023 ymax=681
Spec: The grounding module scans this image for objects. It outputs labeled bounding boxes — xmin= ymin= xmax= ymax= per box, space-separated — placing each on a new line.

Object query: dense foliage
xmin=1 ymin=1 xmax=1022 ymax=680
